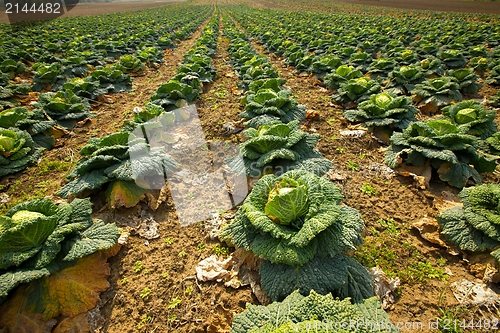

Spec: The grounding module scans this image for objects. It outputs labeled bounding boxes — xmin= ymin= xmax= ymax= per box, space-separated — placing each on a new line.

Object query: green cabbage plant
xmin=150 ymin=80 xmax=199 ymax=111
xmin=0 ymin=59 xmax=25 ymax=79
xmin=468 ymin=57 xmax=489 ymax=76
xmin=58 ymin=131 xmax=178 ymax=208
xmin=90 ymin=65 xmax=132 ymax=94
xmin=419 ymin=57 xmax=444 ymax=77
xmin=385 ymin=119 xmax=497 ymax=188
xmin=333 ymin=77 xmax=381 ymax=105
xmin=344 ymin=92 xmax=417 ymax=130
xmin=348 ymin=51 xmax=373 ymax=72
xmin=447 ymin=68 xmax=482 ymax=95
xmin=385 ymin=65 xmax=425 ymax=95
xmin=485 ymin=132 xmax=500 ymax=156
xmin=0 ymin=128 xmax=43 ymax=177
xmin=178 ymin=54 xmax=216 ymax=82
xmin=437 ymin=49 xmax=466 ymax=68
xmin=310 ymin=55 xmax=342 ymax=76
xmin=0 ymin=198 xmax=120 ymax=299
xmin=62 ymin=77 xmax=100 ymax=99
xmin=62 ymin=56 xmax=90 ymax=78
xmin=367 ymin=58 xmax=395 ymax=79
xmin=229 ymin=120 xmax=332 ymax=177
xmin=220 ymin=169 xmax=373 ymax=302
xmin=0 ymin=107 xmax=58 ymax=149
xmin=239 ymin=88 xmax=306 ymax=128
xmin=437 ymin=184 xmax=500 ymax=261
xmin=135 ymin=46 xmax=164 ymax=66
xmin=230 ymin=291 xmax=398 ymax=333
xmin=442 ymin=100 xmax=497 ymax=139
xmin=487 ymin=89 xmax=500 ymax=107
xmin=32 ymin=63 xmax=65 ymax=91
xmin=117 ymin=55 xmax=145 ymax=73
xmin=486 ymin=64 xmax=500 ymax=86
xmin=35 ymin=90 xmax=94 ymax=126
xmin=323 ymin=65 xmax=363 ymax=90
xmin=413 ymin=77 xmax=462 ymax=112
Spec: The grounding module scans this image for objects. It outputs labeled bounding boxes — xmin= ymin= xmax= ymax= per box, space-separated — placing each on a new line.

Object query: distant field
xmin=0 ymin=1 xmax=183 ymax=23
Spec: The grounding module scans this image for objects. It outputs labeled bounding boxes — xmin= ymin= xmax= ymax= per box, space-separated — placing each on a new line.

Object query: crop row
xmin=212 ymin=13 xmax=404 ymax=331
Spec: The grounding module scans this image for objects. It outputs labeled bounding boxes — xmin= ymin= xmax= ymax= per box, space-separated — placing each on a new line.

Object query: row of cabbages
xmin=219 ymin=14 xmax=399 ymax=332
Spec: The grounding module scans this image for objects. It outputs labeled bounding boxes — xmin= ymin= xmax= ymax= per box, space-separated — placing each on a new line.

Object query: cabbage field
xmin=1 ymin=0 xmax=500 ymax=332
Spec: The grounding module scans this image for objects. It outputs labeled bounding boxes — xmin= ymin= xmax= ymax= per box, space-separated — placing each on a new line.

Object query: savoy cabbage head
xmin=34 ymin=90 xmax=94 ymax=127
xmin=385 ymin=119 xmax=497 ymax=188
xmin=486 ymin=64 xmax=500 ymax=86
xmin=150 ymin=80 xmax=199 ymax=111
xmin=0 ymin=198 xmax=120 ymax=299
xmin=437 ymin=184 xmax=500 ymax=261
xmin=0 ymin=128 xmax=43 ymax=177
xmin=413 ymin=77 xmax=462 ymax=112
xmin=333 ymin=77 xmax=381 ymax=105
xmin=344 ymin=92 xmax=417 ymax=130
xmin=229 ymin=120 xmax=332 ymax=177
xmin=447 ymin=68 xmax=482 ymax=95
xmin=441 ymin=100 xmax=497 ymax=139
xmin=231 ymin=290 xmax=398 ymax=333
xmin=220 ymin=170 xmax=373 ymax=302
xmin=385 ymin=65 xmax=425 ymax=95
xmin=323 ymin=65 xmax=363 ymax=90
xmin=239 ymin=89 xmax=306 ymax=128
xmin=58 ymin=131 xmax=178 ymax=208
xmin=419 ymin=57 xmax=445 ymax=77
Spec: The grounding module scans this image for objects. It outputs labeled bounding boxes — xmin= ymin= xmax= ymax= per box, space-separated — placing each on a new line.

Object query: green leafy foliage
xmin=367 ymin=57 xmax=396 ymax=79
xmin=485 ymin=132 xmax=500 ymax=156
xmin=0 ymin=107 xmax=57 ymax=149
xmin=62 ymin=77 xmax=100 ymax=100
xmin=419 ymin=57 xmax=445 ymax=77
xmin=117 ymin=55 xmax=145 ymax=73
xmin=0 ymin=60 xmax=25 ymax=79
xmin=240 ymin=89 xmax=306 ymax=128
xmin=385 ymin=65 xmax=425 ymax=94
xmin=323 ymin=65 xmax=363 ymax=90
xmin=58 ymin=131 xmax=178 ymax=206
xmin=89 ymin=65 xmax=132 ymax=94
xmin=0 ymin=128 xmax=43 ymax=177
xmin=0 ymin=198 xmax=120 ymax=299
xmin=220 ymin=169 xmax=372 ymax=301
xmin=150 ymin=81 xmax=199 ymax=111
xmin=230 ymin=120 xmax=332 ymax=177
xmin=333 ymin=77 xmax=381 ymax=104
xmin=385 ymin=119 xmax=497 ymax=188
xmin=413 ymin=77 xmax=462 ymax=110
xmin=344 ymin=92 xmax=417 ymax=130
xmin=438 ymin=49 xmax=466 ymax=68
xmin=437 ymin=184 xmax=500 ymax=260
xmin=486 ymin=64 xmax=500 ymax=86
xmin=447 ymin=68 xmax=482 ymax=95
xmin=31 ymin=62 xmax=64 ymax=85
xmin=441 ymin=100 xmax=497 ymax=139
xmin=230 ymin=290 xmax=398 ymax=333
xmin=34 ymin=90 xmax=94 ymax=127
